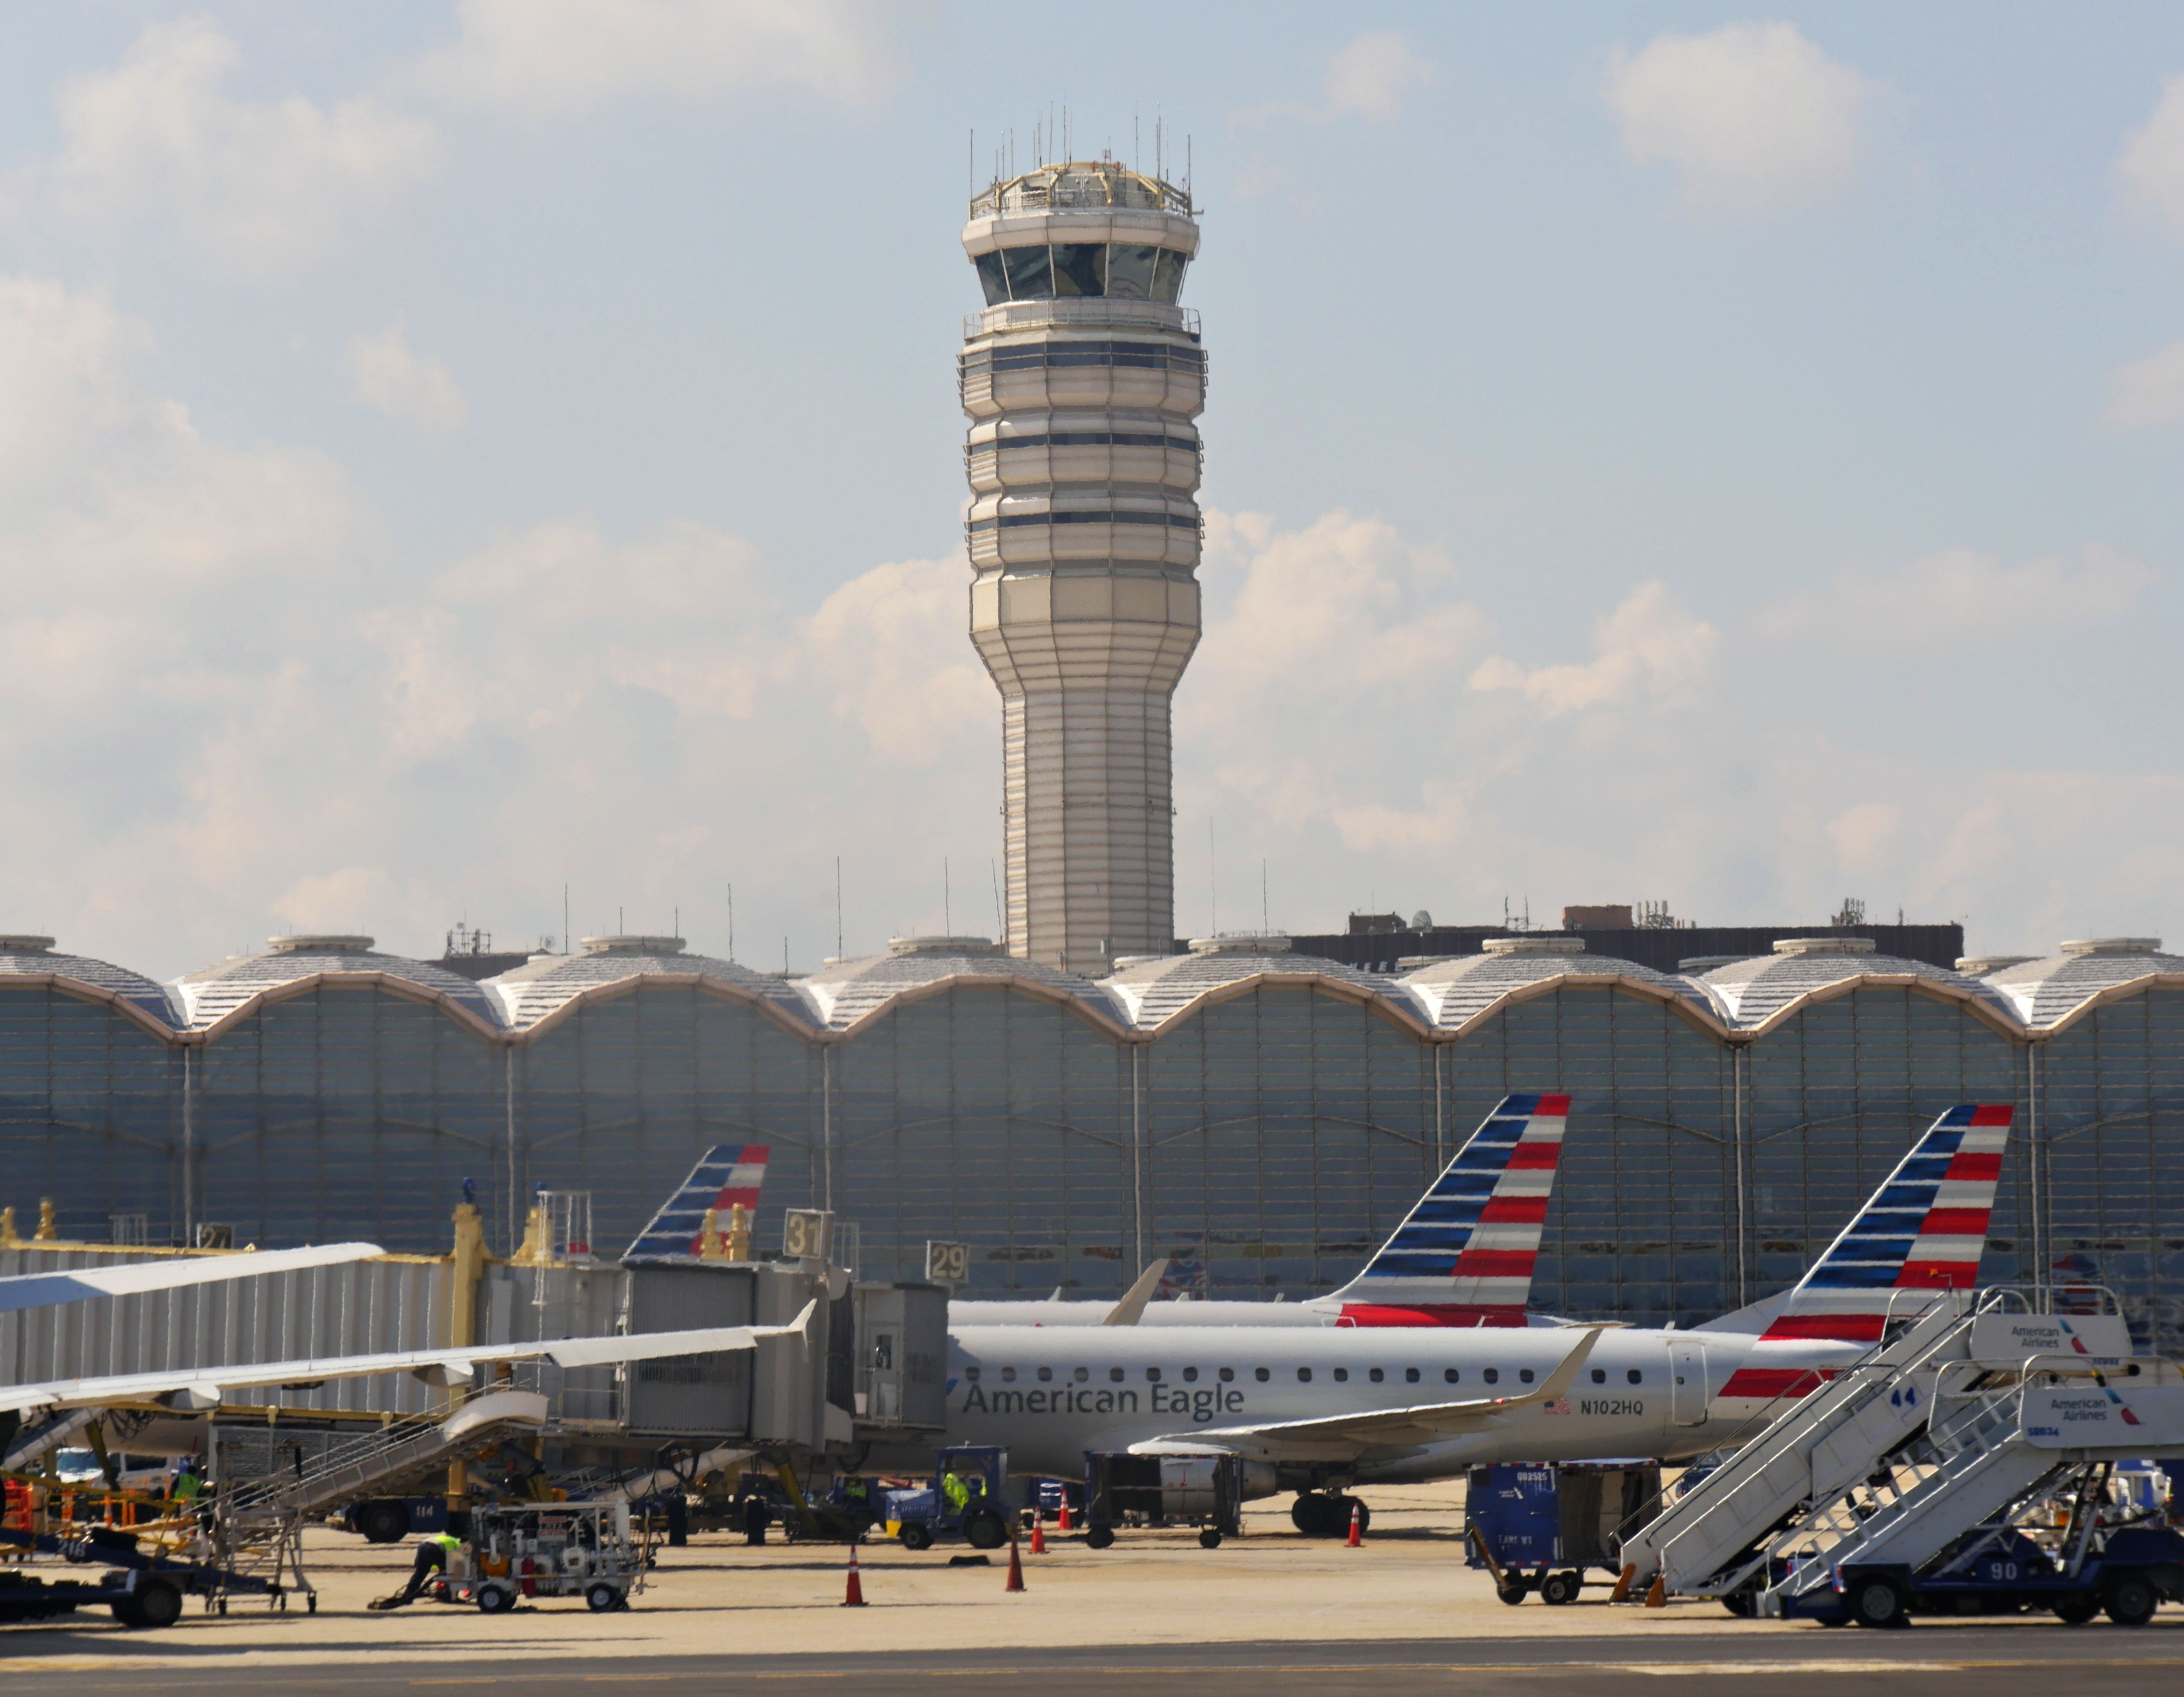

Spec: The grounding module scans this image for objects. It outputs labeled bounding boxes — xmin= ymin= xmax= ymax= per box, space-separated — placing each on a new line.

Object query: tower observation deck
xmin=960 ymin=159 xmax=1204 ymax=970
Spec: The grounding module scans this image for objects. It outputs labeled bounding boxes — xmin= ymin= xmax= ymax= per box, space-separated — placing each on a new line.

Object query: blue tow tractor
xmin=1773 ymin=1461 xmax=2184 ymax=1630
xmin=887 ymin=1446 xmax=1014 ymax=1552
xmin=1466 ymin=1463 xmax=1664 ymax=1606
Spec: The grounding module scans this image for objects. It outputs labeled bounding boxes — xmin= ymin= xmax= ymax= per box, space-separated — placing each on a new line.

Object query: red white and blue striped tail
xmin=1716 ymin=1103 xmax=2012 ymax=1405
xmin=1328 ymin=1093 xmax=1569 ymax=1327
xmin=622 ymin=1144 xmax=771 ymax=1262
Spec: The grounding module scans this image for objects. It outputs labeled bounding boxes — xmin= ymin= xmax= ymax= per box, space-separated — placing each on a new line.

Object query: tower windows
xmin=973 ymin=244 xmax=1190 ymax=305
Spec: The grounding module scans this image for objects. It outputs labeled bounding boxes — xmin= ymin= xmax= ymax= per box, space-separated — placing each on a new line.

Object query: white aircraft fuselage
xmin=942 ymin=1321 xmax=1858 ymax=1488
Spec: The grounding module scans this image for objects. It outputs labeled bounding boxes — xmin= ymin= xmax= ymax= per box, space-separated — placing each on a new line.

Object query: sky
xmin=3 ymin=2 xmax=2184 ymax=979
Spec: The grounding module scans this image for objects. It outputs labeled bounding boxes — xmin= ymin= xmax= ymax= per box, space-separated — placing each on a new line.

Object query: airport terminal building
xmin=2 ymin=929 xmax=2180 ymax=1353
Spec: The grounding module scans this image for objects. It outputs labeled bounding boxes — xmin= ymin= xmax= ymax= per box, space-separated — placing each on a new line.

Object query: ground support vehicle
xmin=0 ymin=1520 xmax=290 ymax=1627
xmin=1082 ymin=1451 xmax=1245 ymax=1550
xmin=1465 ymin=1463 xmax=1662 ymax=1605
xmin=1774 ymin=1470 xmax=2184 ymax=1629
xmin=454 ymin=1502 xmax=644 ymax=1614
xmin=887 ymin=1446 xmax=1012 ymax=1551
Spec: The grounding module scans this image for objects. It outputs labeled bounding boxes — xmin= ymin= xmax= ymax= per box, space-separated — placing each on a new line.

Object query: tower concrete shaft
xmin=961 ymin=160 xmax=1204 ymax=970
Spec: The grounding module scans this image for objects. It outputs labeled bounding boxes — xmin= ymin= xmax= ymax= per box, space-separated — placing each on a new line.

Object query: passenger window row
xmin=965 ymin=1363 xmax=1648 ymax=1386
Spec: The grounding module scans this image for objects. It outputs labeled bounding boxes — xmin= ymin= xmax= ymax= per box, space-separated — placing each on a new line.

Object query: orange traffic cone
xmin=1005 ymin=1525 xmax=1026 ymax=1593
xmin=1346 ymin=1500 xmax=1363 ymax=1547
xmin=842 ymin=1547 xmax=867 ymax=1607
xmin=1030 ymin=1516 xmax=1047 ymax=1555
xmin=1057 ymin=1494 xmax=1073 ymax=1533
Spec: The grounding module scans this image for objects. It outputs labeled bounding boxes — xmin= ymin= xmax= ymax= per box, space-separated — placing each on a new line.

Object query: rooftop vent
xmin=1957 ymin=955 xmax=2036 ymax=976
xmin=1772 ymin=936 xmax=1876 ymax=957
xmin=578 ymin=935 xmax=686 ymax=956
xmin=2059 ymin=938 xmax=2162 ymax=957
xmin=1187 ymin=934 xmax=1293 ymax=955
xmin=887 ymin=936 xmax=998 ymax=957
xmin=0 ymin=935 xmax=55 ymax=954
xmin=1482 ymin=935 xmax=1585 ymax=956
xmin=267 ymin=935 xmax=374 ymax=954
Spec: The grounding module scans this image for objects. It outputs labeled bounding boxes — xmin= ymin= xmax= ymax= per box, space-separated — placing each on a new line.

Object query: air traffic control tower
xmin=960 ymin=158 xmax=1204 ymax=970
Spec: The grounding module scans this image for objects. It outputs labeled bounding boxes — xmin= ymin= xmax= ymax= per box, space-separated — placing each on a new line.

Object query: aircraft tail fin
xmin=1761 ymin=1103 xmax=2014 ymax=1347
xmin=1327 ymin=1092 xmax=1569 ymax=1326
xmin=622 ymin=1144 xmax=772 ymax=1262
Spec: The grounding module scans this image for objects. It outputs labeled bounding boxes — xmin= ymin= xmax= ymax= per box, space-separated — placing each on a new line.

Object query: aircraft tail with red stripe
xmin=1325 ymin=1093 xmax=1569 ymax=1327
xmin=622 ymin=1144 xmax=772 ymax=1261
xmin=1716 ymin=1103 xmax=2012 ymax=1405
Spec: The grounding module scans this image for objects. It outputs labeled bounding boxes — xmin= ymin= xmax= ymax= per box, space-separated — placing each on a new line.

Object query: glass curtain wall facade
xmin=4 ymin=971 xmax=2182 ymax=1350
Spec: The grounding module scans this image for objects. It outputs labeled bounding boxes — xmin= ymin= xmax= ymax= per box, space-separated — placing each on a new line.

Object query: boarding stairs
xmin=217 ymin=1388 xmax=547 ymax=1524
xmin=1751 ymin=1366 xmax=2067 ymax=1614
xmin=1622 ymin=1298 xmax=1978 ymax=1599
xmin=203 ymin=1389 xmax=547 ymax=1609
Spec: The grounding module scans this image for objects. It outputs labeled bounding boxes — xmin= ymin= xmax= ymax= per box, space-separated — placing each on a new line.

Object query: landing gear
xmin=1086 ymin=1525 xmax=1115 ymax=1549
xmin=1199 ymin=1529 xmax=1222 ymax=1549
xmin=1288 ymin=1492 xmax=1369 ymax=1538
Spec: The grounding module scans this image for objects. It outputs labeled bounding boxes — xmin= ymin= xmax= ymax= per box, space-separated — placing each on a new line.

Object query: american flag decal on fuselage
xmin=1329 ymin=1092 xmax=1569 ymax=1327
xmin=622 ymin=1144 xmax=772 ymax=1262
xmin=1715 ymin=1103 xmax=2012 ymax=1404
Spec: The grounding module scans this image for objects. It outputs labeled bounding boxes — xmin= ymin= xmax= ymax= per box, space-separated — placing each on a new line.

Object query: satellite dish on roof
xmin=1410 ymin=910 xmax=1434 ymax=931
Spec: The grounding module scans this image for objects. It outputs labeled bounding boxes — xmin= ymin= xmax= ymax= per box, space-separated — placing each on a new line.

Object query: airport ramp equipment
xmin=1621 ymin=1286 xmax=2135 ymax=1602
xmin=220 ymin=1388 xmax=549 ymax=1524
xmin=1759 ymin=1358 xmax=2184 ymax=1618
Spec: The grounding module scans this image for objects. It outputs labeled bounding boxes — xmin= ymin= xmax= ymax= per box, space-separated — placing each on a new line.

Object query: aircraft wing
xmin=0 ymin=1301 xmax=816 ymax=1415
xmin=1128 ymin=1328 xmax=1605 ymax=1460
xmin=0 ymin=1241 xmax=386 ymax=1316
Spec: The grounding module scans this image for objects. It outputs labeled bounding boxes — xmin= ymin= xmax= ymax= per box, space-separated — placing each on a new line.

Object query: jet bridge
xmin=1619 ymin=1286 xmax=2180 ymax=1619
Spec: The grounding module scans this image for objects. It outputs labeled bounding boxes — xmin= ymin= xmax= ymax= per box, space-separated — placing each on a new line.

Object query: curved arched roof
xmin=1398 ymin=938 xmax=1717 ymax=1034
xmin=796 ymin=938 xmax=1111 ymax=1034
xmin=1980 ymin=938 xmax=2184 ymax=1030
xmin=1101 ymin=938 xmax=1414 ymax=1035
xmin=172 ymin=936 xmax=500 ymax=1033
xmin=1690 ymin=937 xmax=2014 ymax=1034
xmin=482 ymin=937 xmax=814 ymax=1033
xmin=0 ymin=935 xmax=177 ymax=1027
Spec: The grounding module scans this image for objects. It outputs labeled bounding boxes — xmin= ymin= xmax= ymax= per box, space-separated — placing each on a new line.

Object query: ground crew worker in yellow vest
xmin=942 ymin=1468 xmax=973 ymax=1519
xmin=370 ymin=1530 xmax=464 ymax=1609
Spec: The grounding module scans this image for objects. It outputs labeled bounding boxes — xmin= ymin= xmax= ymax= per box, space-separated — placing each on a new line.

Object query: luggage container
xmin=1465 ymin=1462 xmax=1662 ymax=1605
xmin=1082 ymin=1451 xmax=1244 ymax=1549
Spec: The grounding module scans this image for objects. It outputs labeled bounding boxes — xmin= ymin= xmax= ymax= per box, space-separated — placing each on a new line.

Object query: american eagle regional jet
xmin=953 ymin=1093 xmax=1573 ymax=1329
xmin=938 ymin=1105 xmax=2020 ymax=1534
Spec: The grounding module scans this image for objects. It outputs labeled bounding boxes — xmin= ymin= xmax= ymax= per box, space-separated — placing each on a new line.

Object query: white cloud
xmin=1323 ymin=32 xmax=1434 ymax=122
xmin=0 ymin=275 xmax=347 ymax=603
xmin=17 ymin=20 xmax=438 ymax=277
xmin=1468 ymin=581 xmax=1716 ymax=716
xmin=347 ymin=323 xmax=468 ymax=440
xmin=1762 ymin=544 xmax=2155 ymax=645
xmin=799 ymin=556 xmax=990 ymax=766
xmin=1602 ymin=21 xmax=1870 ymax=210
xmin=2106 ymin=337 xmax=2184 ymax=427
xmin=1827 ymin=801 xmax=1901 ymax=871
xmin=417 ymin=0 xmax=903 ymax=117
xmin=2118 ymin=74 xmax=2184 ymax=235
xmin=1233 ymin=31 xmax=1434 ymax=138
